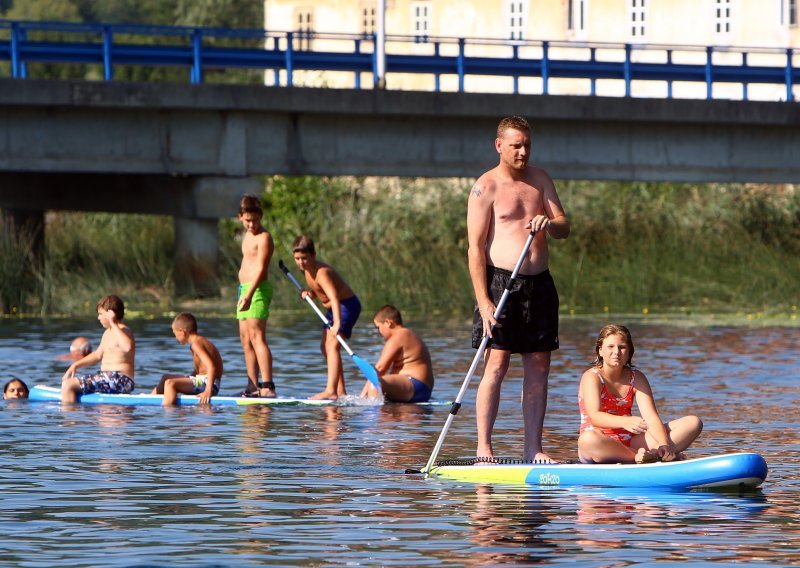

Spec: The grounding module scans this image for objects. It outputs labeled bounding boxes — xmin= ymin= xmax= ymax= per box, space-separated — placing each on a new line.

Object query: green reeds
xmin=0 ymin=219 xmax=38 ymax=314
xmin=40 ymin=212 xmax=174 ymax=316
xmin=3 ymin=179 xmax=799 ymax=318
xmin=551 ymin=181 xmax=800 ymax=315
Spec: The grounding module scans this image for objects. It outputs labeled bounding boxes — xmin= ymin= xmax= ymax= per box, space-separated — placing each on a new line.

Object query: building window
xmin=294 ymin=7 xmax=313 ymax=51
xmin=505 ymin=1 xmax=527 ymax=41
xmin=411 ymin=2 xmax=430 ymax=37
xmin=791 ymin=0 xmax=798 ymax=26
xmin=361 ymin=2 xmax=376 ymax=37
xmin=629 ymin=0 xmax=646 ymax=39
xmin=568 ymin=0 xmax=588 ymax=38
xmin=714 ymin=0 xmax=732 ymax=35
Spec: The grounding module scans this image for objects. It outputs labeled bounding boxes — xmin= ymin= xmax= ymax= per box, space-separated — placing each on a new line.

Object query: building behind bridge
xmin=264 ymin=0 xmax=800 ymax=100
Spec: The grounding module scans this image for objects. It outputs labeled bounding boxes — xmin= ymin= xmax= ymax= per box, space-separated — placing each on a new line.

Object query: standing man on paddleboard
xmin=467 ymin=116 xmax=570 ymax=463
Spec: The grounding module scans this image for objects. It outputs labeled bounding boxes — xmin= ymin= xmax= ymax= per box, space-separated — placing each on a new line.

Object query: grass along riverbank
xmin=1 ymin=178 xmax=798 ymax=320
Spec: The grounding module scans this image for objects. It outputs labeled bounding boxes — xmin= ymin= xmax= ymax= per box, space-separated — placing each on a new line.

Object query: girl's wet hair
xmin=592 ymin=323 xmax=635 ymax=367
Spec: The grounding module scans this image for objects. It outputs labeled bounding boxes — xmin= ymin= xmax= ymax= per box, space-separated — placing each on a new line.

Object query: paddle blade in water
xmin=352 ymin=355 xmax=381 ymax=390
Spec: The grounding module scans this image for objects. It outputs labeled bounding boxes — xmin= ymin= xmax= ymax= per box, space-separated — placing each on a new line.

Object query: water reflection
xmin=0 ymin=316 xmax=799 ymax=566
xmin=466 ymin=485 xmax=557 ymax=565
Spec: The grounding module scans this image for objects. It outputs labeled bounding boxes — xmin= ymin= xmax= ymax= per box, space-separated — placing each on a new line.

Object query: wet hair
xmin=239 ymin=194 xmax=263 ymax=216
xmin=97 ymin=295 xmax=124 ymax=321
xmin=592 ymin=324 xmax=635 ymax=367
xmin=173 ymin=312 xmax=198 ymax=333
xmin=292 ymin=235 xmax=316 ymax=255
xmin=3 ymin=377 xmax=29 ymax=396
xmin=497 ymin=115 xmax=531 ymax=139
xmin=373 ymin=304 xmax=403 ymax=326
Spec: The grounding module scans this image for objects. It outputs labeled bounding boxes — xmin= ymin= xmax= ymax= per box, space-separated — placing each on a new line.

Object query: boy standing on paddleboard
xmin=152 ymin=312 xmax=224 ymax=406
xmin=237 ymin=194 xmax=276 ymax=398
xmin=292 ymin=235 xmax=362 ymax=400
xmin=360 ymin=305 xmax=435 ymax=403
xmin=61 ymin=295 xmax=135 ymax=403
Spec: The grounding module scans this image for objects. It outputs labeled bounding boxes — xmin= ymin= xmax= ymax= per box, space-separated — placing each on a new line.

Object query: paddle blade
xmin=352 ymin=354 xmax=381 ymax=390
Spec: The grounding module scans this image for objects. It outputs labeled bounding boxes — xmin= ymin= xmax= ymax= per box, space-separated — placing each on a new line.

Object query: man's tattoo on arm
xmin=470 ymin=186 xmax=482 ymax=198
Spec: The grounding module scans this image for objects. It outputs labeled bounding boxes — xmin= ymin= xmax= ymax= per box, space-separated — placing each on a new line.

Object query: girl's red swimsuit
xmin=579 ymin=367 xmax=637 ymax=446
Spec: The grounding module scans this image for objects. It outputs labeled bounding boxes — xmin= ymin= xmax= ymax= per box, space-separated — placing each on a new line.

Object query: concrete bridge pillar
xmin=173 ymin=216 xmax=221 ymax=297
xmin=171 ymin=176 xmax=261 ymax=297
xmin=0 ymin=172 xmax=260 ymax=299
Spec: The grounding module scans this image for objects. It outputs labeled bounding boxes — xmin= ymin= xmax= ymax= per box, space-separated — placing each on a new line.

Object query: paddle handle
xmin=422 ymin=230 xmax=536 ymax=474
xmin=278 ymin=260 xmax=355 ymax=357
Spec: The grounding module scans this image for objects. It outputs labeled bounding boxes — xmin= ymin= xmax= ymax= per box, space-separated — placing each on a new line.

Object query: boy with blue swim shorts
xmin=359 ymin=305 xmax=435 ymax=403
xmin=152 ymin=312 xmax=224 ymax=406
xmin=292 ymin=235 xmax=362 ymax=400
xmin=237 ymin=194 xmax=276 ymax=398
xmin=61 ymin=295 xmax=136 ymax=404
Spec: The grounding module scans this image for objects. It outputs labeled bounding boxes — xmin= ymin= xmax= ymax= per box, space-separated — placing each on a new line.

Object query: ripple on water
xmin=0 ymin=317 xmax=798 ymax=565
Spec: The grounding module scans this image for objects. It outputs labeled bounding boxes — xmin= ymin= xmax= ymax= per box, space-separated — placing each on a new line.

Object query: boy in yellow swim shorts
xmin=152 ymin=312 xmax=224 ymax=405
xmin=237 ymin=194 xmax=276 ymax=397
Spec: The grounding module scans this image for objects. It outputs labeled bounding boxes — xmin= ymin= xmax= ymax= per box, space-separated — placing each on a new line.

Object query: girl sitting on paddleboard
xmin=578 ymin=324 xmax=703 ymax=464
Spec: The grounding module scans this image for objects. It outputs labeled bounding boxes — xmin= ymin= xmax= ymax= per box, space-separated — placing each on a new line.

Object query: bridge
xmin=2 ymin=20 xmax=799 ymax=295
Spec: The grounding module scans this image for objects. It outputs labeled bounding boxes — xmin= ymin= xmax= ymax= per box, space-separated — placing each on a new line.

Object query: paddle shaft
xmin=422 ymin=230 xmax=536 ymax=475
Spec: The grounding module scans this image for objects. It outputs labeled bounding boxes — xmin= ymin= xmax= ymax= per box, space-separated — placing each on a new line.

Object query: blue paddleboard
xmin=426 ymin=452 xmax=768 ymax=489
xmin=28 ymin=385 xmax=448 ymax=407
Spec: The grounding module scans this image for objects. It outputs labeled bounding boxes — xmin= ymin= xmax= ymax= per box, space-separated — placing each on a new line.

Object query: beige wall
xmin=263 ymin=1 xmax=800 ymax=100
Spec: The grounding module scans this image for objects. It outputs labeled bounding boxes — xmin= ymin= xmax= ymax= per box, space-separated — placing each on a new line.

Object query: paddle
xmin=278 ymin=259 xmax=382 ymax=391
xmin=420 ymin=230 xmax=536 ymax=475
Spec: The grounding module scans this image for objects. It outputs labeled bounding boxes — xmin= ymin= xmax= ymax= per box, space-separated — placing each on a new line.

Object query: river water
xmin=0 ymin=314 xmax=798 ymax=566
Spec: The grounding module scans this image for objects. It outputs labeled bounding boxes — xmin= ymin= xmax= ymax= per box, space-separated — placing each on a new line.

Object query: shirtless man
xmin=359 ymin=305 xmax=434 ymax=403
xmin=61 ymin=295 xmax=135 ymax=404
xmin=292 ymin=235 xmax=362 ymax=400
xmin=467 ymin=116 xmax=570 ymax=462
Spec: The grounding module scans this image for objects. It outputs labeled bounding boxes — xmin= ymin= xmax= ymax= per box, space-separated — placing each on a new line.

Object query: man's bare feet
xmin=526 ymin=452 xmax=558 ymax=464
xmin=309 ymin=389 xmax=339 ymax=400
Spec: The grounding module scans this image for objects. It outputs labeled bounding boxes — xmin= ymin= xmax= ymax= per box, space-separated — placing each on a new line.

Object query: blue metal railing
xmin=1 ymin=19 xmax=798 ymax=101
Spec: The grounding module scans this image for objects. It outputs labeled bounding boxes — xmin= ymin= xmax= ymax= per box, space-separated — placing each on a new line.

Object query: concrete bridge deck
xmin=1 ymin=79 xmax=798 ymax=294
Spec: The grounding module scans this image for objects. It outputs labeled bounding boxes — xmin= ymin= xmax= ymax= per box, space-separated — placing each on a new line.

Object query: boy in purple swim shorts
xmin=292 ymin=235 xmax=362 ymax=401
xmin=61 ymin=295 xmax=135 ymax=404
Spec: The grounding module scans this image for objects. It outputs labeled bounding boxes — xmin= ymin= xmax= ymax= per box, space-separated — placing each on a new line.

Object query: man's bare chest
xmin=494 ymin=186 xmax=543 ymax=221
